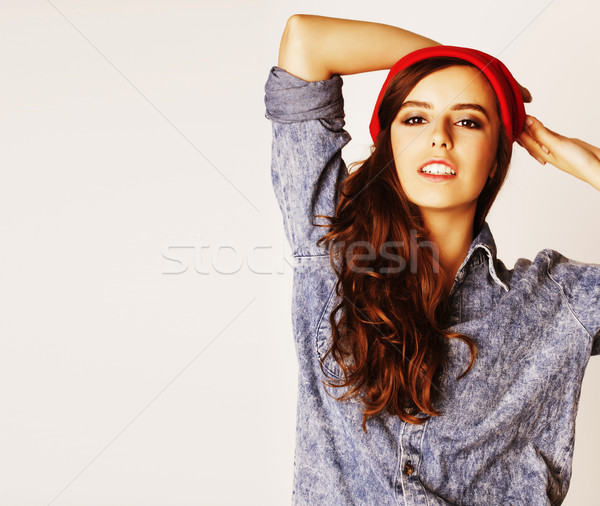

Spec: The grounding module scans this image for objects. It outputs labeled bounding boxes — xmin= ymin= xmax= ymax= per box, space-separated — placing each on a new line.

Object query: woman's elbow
xmin=278 ymin=15 xmax=324 ymax=80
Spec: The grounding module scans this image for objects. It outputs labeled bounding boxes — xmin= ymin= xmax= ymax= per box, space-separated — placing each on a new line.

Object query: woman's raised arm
xmin=278 ymin=14 xmax=440 ymax=82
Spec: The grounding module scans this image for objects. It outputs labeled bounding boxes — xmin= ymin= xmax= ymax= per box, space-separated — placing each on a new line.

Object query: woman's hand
xmin=517 ymin=115 xmax=600 ymax=191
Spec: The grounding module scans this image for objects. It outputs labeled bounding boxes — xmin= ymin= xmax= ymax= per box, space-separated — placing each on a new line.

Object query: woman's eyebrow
xmin=399 ymin=100 xmax=490 ymax=120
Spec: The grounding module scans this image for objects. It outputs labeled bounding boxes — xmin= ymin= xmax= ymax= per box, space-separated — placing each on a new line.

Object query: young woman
xmin=265 ymin=15 xmax=600 ymax=505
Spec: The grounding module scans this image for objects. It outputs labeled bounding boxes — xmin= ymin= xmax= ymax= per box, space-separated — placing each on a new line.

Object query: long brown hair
xmin=316 ymin=57 xmax=512 ymax=431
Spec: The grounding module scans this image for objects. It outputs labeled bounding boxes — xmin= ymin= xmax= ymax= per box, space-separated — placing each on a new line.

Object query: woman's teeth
xmin=420 ymin=164 xmax=456 ymax=175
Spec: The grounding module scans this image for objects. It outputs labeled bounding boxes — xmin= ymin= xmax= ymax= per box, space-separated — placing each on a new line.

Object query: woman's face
xmin=390 ymin=65 xmax=500 ymax=216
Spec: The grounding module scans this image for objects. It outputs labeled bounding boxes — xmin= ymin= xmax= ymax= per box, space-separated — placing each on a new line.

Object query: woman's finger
xmin=518 ymin=83 xmax=532 ymax=103
xmin=517 ymin=130 xmax=547 ymax=164
xmin=524 ymin=116 xmax=559 ymax=152
xmin=518 ymin=128 xmax=544 ymax=155
xmin=518 ymin=115 xmax=599 ymax=184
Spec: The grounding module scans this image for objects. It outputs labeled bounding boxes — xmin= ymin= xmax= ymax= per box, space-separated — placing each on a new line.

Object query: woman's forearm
xmin=278 ymin=14 xmax=440 ymax=82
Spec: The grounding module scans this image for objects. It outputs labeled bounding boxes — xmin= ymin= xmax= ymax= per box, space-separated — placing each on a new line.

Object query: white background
xmin=1 ymin=1 xmax=598 ymax=504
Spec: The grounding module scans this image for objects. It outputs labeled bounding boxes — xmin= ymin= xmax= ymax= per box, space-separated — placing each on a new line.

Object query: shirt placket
xmin=395 ymin=417 xmax=430 ymax=505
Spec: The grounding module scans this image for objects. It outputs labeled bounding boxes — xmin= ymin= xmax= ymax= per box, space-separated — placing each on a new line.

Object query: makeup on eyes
xmin=398 ymin=100 xmax=489 ymax=128
xmin=399 ymin=114 xmax=482 ymax=129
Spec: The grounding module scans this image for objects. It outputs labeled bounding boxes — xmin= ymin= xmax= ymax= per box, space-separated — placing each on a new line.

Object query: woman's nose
xmin=429 ymin=121 xmax=453 ymax=150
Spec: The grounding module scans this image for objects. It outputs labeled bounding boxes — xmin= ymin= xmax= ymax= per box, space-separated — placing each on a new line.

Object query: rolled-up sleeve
xmin=264 ymin=66 xmax=351 ymax=258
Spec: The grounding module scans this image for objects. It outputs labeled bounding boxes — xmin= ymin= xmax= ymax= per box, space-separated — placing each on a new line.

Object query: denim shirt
xmin=265 ymin=66 xmax=600 ymax=505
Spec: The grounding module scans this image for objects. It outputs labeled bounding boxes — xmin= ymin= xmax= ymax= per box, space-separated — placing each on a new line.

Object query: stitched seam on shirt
xmin=546 ymin=260 xmax=592 ymax=339
xmin=395 ymin=422 xmax=408 ymax=506
xmin=480 ymin=245 xmax=509 ymax=292
xmin=315 ymin=279 xmax=336 ymax=339
xmin=418 ymin=418 xmax=431 ymax=506
xmin=313 ymin=283 xmax=343 ymax=380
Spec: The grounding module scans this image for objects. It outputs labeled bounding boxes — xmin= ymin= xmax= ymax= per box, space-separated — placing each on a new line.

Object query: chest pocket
xmin=315 ymin=286 xmax=345 ymax=381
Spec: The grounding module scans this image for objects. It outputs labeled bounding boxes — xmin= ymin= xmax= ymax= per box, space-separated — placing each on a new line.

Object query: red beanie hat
xmin=369 ymin=46 xmax=526 ymax=145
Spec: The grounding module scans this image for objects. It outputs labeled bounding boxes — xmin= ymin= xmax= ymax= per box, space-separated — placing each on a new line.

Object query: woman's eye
xmin=400 ymin=116 xmax=481 ymax=128
xmin=402 ymin=116 xmax=426 ymax=126
xmin=457 ymin=119 xmax=480 ymax=129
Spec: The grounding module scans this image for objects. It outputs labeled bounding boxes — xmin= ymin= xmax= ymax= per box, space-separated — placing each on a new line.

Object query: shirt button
xmin=403 ymin=461 xmax=414 ymax=476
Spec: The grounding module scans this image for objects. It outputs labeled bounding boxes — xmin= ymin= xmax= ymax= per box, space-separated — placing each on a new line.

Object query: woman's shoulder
xmin=502 ymin=248 xmax=600 ymax=343
xmin=498 ymin=248 xmax=600 ymax=297
xmin=508 ymin=248 xmax=600 ymax=284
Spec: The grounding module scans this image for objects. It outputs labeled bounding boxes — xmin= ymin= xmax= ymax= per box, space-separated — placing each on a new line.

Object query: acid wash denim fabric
xmin=265 ymin=66 xmax=600 ymax=506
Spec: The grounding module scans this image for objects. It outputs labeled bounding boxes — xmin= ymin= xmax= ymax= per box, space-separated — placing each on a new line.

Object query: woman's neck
xmin=420 ymin=208 xmax=476 ymax=291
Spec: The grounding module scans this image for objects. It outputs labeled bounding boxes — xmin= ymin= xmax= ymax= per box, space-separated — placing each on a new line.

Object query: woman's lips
xmin=417 ymin=160 xmax=458 ymax=182
xmin=418 ymin=172 xmax=456 ymax=182
xmin=418 ymin=158 xmax=457 ymax=173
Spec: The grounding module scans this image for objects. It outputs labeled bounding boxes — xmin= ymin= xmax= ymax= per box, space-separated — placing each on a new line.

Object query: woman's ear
xmin=489 ymin=160 xmax=498 ymax=179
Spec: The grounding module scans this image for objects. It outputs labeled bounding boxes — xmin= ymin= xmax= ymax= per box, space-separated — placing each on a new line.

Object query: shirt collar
xmin=449 ymin=221 xmax=509 ymax=296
